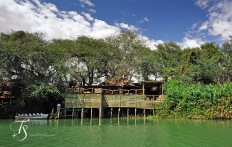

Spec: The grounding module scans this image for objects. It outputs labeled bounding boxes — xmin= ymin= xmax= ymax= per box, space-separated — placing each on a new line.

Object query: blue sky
xmin=0 ymin=0 xmax=232 ymax=49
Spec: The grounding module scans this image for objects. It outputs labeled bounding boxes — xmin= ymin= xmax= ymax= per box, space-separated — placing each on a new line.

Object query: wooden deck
xmin=62 ymin=93 xmax=162 ymax=119
xmin=58 ymin=81 xmax=164 ymax=119
xmin=65 ymin=93 xmax=161 ymax=109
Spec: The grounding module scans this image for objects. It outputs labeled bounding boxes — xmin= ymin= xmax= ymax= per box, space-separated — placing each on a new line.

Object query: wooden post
xmin=99 ymin=92 xmax=103 ymax=119
xmin=153 ymin=109 xmax=155 ymax=115
xmin=111 ymin=108 xmax=113 ymax=118
xmin=118 ymin=107 xmax=120 ymax=119
xmin=142 ymin=82 xmax=145 ymax=95
xmin=81 ymin=118 xmax=83 ymax=125
xmin=135 ymin=108 xmax=137 ymax=118
xmin=143 ymin=109 xmax=146 ymax=118
xmin=72 ymin=107 xmax=74 ymax=119
xmin=99 ymin=118 xmax=102 ymax=126
xmin=57 ymin=103 xmax=61 ymax=119
xmin=90 ymin=107 xmax=93 ymax=119
xmin=99 ymin=108 xmax=102 ymax=119
xmin=127 ymin=108 xmax=129 ymax=118
xmin=81 ymin=107 xmax=84 ymax=119
xmin=90 ymin=118 xmax=92 ymax=125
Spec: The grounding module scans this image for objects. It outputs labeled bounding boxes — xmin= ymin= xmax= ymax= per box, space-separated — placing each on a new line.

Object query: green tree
xmin=69 ymin=36 xmax=112 ymax=86
xmin=155 ymin=41 xmax=182 ymax=81
xmin=220 ymin=36 xmax=232 ymax=82
xmin=105 ymin=30 xmax=148 ymax=81
xmin=180 ymin=43 xmax=222 ymax=84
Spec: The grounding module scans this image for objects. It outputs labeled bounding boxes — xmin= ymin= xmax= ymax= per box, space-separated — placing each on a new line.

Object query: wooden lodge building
xmin=63 ymin=80 xmax=164 ymax=119
xmin=0 ymin=78 xmax=164 ymax=119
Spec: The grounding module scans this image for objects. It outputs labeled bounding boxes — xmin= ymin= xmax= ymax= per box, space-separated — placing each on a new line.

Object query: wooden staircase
xmin=49 ymin=108 xmax=68 ymax=119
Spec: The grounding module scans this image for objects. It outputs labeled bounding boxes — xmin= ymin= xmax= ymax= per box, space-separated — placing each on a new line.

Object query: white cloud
xmin=146 ymin=39 xmax=164 ymax=50
xmin=195 ymin=0 xmax=211 ymax=9
xmin=80 ymin=4 xmax=85 ymax=8
xmin=81 ymin=12 xmax=94 ymax=21
xmin=89 ymin=9 xmax=96 ymax=13
xmin=191 ymin=23 xmax=198 ymax=29
xmin=0 ymin=0 xmax=162 ymax=51
xmin=183 ymin=0 xmax=232 ymax=47
xmin=138 ymin=16 xmax=149 ymax=23
xmin=0 ymin=0 xmax=121 ymax=40
xmin=144 ymin=17 xmax=149 ymax=22
xmin=180 ymin=37 xmax=204 ymax=48
xmin=115 ymin=23 xmax=138 ymax=31
xmin=199 ymin=21 xmax=208 ymax=30
xmin=206 ymin=1 xmax=232 ymax=40
xmin=140 ymin=36 xmax=164 ymax=50
xmin=79 ymin=0 xmax=94 ymax=7
xmin=91 ymin=19 xmax=120 ymax=38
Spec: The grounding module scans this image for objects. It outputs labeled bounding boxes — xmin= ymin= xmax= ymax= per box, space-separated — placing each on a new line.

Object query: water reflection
xmin=46 ymin=117 xmax=155 ymax=127
xmin=2 ymin=119 xmax=232 ymax=147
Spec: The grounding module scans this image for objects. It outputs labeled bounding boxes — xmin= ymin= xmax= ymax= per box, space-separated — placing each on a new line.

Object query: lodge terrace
xmin=60 ymin=80 xmax=164 ymax=119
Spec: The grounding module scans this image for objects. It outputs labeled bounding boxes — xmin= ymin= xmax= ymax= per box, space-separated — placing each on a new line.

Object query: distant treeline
xmin=1 ymin=30 xmax=232 ymax=119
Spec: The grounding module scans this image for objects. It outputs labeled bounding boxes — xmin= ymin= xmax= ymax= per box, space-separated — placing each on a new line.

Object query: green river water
xmin=0 ymin=118 xmax=232 ymax=147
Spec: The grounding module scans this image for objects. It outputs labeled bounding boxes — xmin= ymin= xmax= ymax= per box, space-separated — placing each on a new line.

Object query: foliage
xmin=156 ymin=81 xmax=232 ymax=119
xmin=155 ymin=42 xmax=182 ymax=81
xmin=23 ymin=82 xmax=61 ymax=99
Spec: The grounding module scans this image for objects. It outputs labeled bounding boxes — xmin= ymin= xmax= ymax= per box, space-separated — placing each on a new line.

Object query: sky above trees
xmin=0 ymin=0 xmax=232 ymax=49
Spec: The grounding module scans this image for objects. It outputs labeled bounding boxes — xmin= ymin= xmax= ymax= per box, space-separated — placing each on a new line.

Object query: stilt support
xmin=90 ymin=108 xmax=93 ymax=119
xmin=118 ymin=108 xmax=120 ymax=119
xmin=111 ymin=108 xmax=113 ymax=118
xmin=127 ymin=108 xmax=129 ymax=118
xmin=135 ymin=108 xmax=137 ymax=118
xmin=81 ymin=107 xmax=84 ymax=119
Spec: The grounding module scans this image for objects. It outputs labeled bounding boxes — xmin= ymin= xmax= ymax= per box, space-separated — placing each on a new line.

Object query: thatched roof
xmin=99 ymin=78 xmax=135 ymax=87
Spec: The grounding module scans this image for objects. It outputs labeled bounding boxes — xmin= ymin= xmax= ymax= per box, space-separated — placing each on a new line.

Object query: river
xmin=0 ymin=118 xmax=232 ymax=147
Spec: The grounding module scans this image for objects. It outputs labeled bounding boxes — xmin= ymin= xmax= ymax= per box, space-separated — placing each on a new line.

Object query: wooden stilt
xmin=99 ymin=119 xmax=102 ymax=126
xmin=111 ymin=108 xmax=113 ymax=118
xmin=81 ymin=107 xmax=84 ymax=119
xmin=143 ymin=109 xmax=146 ymax=118
xmin=90 ymin=107 xmax=93 ymax=119
xmin=72 ymin=107 xmax=74 ymax=119
xmin=99 ymin=108 xmax=102 ymax=119
xmin=118 ymin=107 xmax=120 ymax=119
xmin=127 ymin=108 xmax=129 ymax=118
xmin=135 ymin=108 xmax=137 ymax=118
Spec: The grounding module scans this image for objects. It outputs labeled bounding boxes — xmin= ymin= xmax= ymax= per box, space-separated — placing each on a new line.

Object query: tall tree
xmin=180 ymin=43 xmax=222 ymax=84
xmin=155 ymin=41 xmax=182 ymax=81
xmin=70 ymin=36 xmax=112 ymax=86
xmin=220 ymin=36 xmax=232 ymax=82
xmin=105 ymin=30 xmax=147 ymax=81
